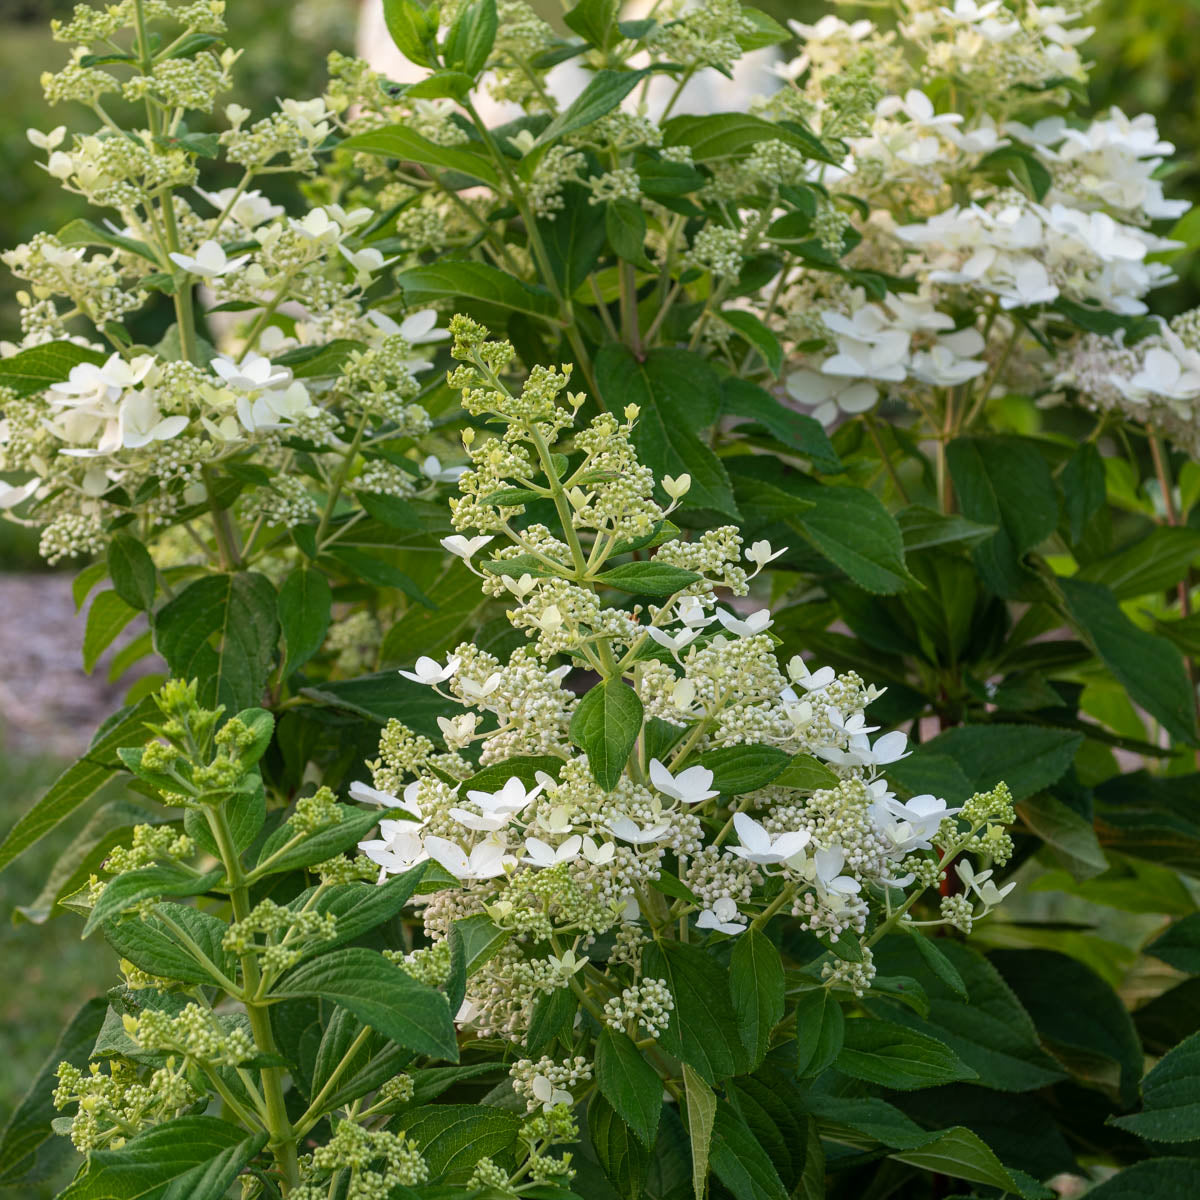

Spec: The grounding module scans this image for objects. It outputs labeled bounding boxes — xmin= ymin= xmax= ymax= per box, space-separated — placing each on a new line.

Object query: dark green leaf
xmin=720 ymin=378 xmax=839 ymax=472
xmin=104 ymin=904 xmax=235 ymax=986
xmin=697 ymin=745 xmax=790 ymax=794
xmin=527 ymin=987 xmax=578 ymax=1056
xmin=443 ymin=0 xmax=497 ymax=75
xmin=154 ymin=572 xmax=279 ymax=714
xmin=535 ymin=69 xmax=648 ymax=146
xmin=395 ymin=1105 xmax=521 ymax=1177
xmin=393 ymin=260 xmax=558 ymax=317
xmin=643 ymin=940 xmax=746 ymax=1083
xmin=273 ymin=947 xmax=458 ymax=1059
xmin=570 ymin=678 xmax=643 ymax=791
xmin=595 ymin=1028 xmax=663 ymax=1147
xmin=1058 ymin=575 xmax=1196 ymax=745
xmin=709 ymin=1104 xmax=789 ymax=1200
xmin=1148 ymin=913 xmax=1200 ymax=973
xmin=909 ymin=930 xmax=968 ymax=999
xmin=1111 ymin=1030 xmax=1200 ymax=1141
xmin=772 ymin=754 xmax=840 ymax=792
xmin=720 ymin=310 xmax=783 ymax=374
xmin=595 ymin=561 xmax=701 ymax=596
xmin=0 ymin=340 xmax=104 ymax=398
xmin=794 ymin=988 xmax=845 ymax=1078
xmin=277 ymin=566 xmax=332 ymax=679
xmin=729 ymin=928 xmax=784 ymax=1069
xmin=382 ymin=0 xmax=436 ymax=66
xmin=835 ymin=1017 xmax=976 ymax=1090
xmin=108 ymin=534 xmax=157 ymax=611
xmin=253 ymin=805 xmax=382 ymax=876
xmin=564 ymin=0 xmax=620 ymax=48
xmin=947 ymin=436 xmax=1059 ymax=596
xmin=606 ymin=198 xmax=650 ymax=267
xmin=84 ymin=864 xmax=222 ymax=937
xmin=890 ymin=1126 xmax=1032 ymax=1197
xmin=1081 ymin=1159 xmax=1200 ymax=1200
xmin=83 ymin=590 xmax=139 ymax=674
xmin=589 ymin=1093 xmax=651 ymax=1200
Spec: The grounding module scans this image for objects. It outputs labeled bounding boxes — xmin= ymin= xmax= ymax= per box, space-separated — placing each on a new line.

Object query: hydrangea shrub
xmin=0 ymin=0 xmax=1199 ymax=1198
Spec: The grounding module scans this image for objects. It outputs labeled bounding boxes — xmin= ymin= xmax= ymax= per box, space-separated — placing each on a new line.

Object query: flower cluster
xmin=353 ymin=324 xmax=1017 ymax=1054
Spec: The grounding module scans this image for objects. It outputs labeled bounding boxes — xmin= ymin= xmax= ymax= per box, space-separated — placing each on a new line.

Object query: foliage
xmin=0 ymin=0 xmax=1199 ymax=1199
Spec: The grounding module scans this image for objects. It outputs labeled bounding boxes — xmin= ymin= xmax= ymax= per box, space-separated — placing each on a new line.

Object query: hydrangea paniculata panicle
xmin=353 ymin=320 xmax=1016 ymax=1060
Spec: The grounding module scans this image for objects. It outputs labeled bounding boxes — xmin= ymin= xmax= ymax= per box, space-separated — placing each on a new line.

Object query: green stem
xmin=208 ymin=804 xmax=299 ymax=1193
xmin=293 ymin=1026 xmax=373 ymax=1138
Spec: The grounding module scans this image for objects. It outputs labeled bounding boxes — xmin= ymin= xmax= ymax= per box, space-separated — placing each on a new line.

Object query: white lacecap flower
xmin=728 ymin=813 xmax=811 ymax=865
xmin=27 ymin=125 xmax=66 ymax=151
xmin=786 ymin=367 xmax=877 ymax=427
xmin=662 ymin=473 xmax=691 ymax=500
xmin=424 ymin=835 xmax=514 ymax=880
xmin=696 ymin=897 xmax=748 ymax=935
xmin=873 ymin=793 xmax=962 ymax=851
xmin=581 ymin=836 xmax=615 ymax=865
xmin=421 ymin=455 xmax=467 ymax=483
xmin=787 ymin=656 xmax=836 ymax=692
xmin=523 ymin=835 xmax=583 ymax=867
xmin=398 ymin=655 xmax=460 ymax=686
xmin=746 ymin=540 xmax=786 ymax=568
xmin=168 ymin=240 xmax=250 ymax=279
xmin=460 ymin=672 xmax=503 ymax=701
xmin=715 ymin=607 xmax=773 ymax=638
xmin=212 ymin=352 xmax=291 ymax=393
xmin=441 ymin=534 xmax=494 ymax=560
xmin=0 ymin=478 xmax=40 ymax=509
xmin=349 ymin=780 xmax=423 ymax=819
xmin=955 ymin=859 xmax=1016 ymax=906
xmin=814 ymin=845 xmax=862 ymax=896
xmin=646 ymin=625 xmax=700 ymax=654
xmin=607 ymin=816 xmax=671 ymax=845
xmin=531 ymin=1075 xmax=573 ymax=1110
xmin=648 ymin=758 xmax=718 ymax=805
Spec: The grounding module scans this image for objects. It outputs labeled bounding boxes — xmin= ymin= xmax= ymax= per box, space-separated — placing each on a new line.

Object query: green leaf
xmin=643 ymin=940 xmax=746 ymax=1082
xmin=302 ymin=671 xmax=449 ymax=740
xmin=947 ymin=436 xmax=1059 ymax=596
xmin=1081 ymin=1159 xmax=1200 ymax=1200
xmin=540 ymin=183 xmax=607 ymax=292
xmin=720 ymin=310 xmax=783 ymax=374
xmin=570 ymin=677 xmax=643 ymax=791
xmin=382 ymin=0 xmax=436 ymax=66
xmin=595 ymin=344 xmax=738 ymax=518
xmin=0 ymin=340 xmax=104 ymax=397
xmin=1019 ymin=790 xmax=1108 ymax=880
xmin=663 ymin=112 xmax=840 ymax=165
xmin=991 ymin=948 xmax=1143 ymax=1105
xmin=898 ymin=724 xmax=1082 ymax=804
xmin=58 ymin=1116 xmax=266 ymax=1200
xmin=382 ymin=561 xmax=483 ymax=663
xmin=253 ymin=805 xmax=382 ymax=876
xmin=720 ymin=378 xmax=839 ymax=471
xmin=0 ymin=696 xmax=156 ymax=873
xmin=395 ymin=1105 xmax=521 ymax=1177
xmin=326 ymin=546 xmax=433 ymax=607
xmin=564 ymin=0 xmax=620 ymax=48
xmin=535 ymin=68 xmax=649 ymax=146
xmin=1148 ymin=913 xmax=1200 ymax=973
xmin=868 ymin=939 xmax=1066 ymax=1092
xmin=772 ymin=754 xmax=840 ymax=792
xmin=606 ymin=197 xmax=650 ymax=267
xmin=274 ymin=337 xmax=365 ymax=379
xmin=729 ymin=928 xmax=784 ymax=1069
xmin=0 ymin=997 xmax=106 ymax=1187
xmin=909 ymin=930 xmax=968 ymax=999
xmin=794 ymin=987 xmax=845 ymax=1078
xmin=1077 ymin=526 xmax=1200 ymax=599
xmin=683 ymin=1064 xmax=717 ymax=1200
xmin=1058 ymin=575 xmax=1197 ymax=745
xmin=890 ymin=1126 xmax=1031 ymax=1196
xmin=107 ymin=533 xmax=157 ymax=610
xmin=1111 ymin=1030 xmax=1200 ymax=1141
xmin=154 ymin=572 xmax=279 ymax=714
xmin=341 ymin=123 xmax=498 ymax=183
xmin=790 ymin=480 xmax=913 ymax=594
xmin=443 ymin=0 xmax=497 ymax=75
xmin=84 ymin=864 xmax=223 ymax=937
xmin=589 ymin=1093 xmax=651 ymax=1200
xmin=104 ymin=904 xmax=235 ymax=986
xmin=83 ymin=589 xmax=139 ymax=674
xmin=736 ymin=6 xmax=790 ymax=50
xmin=273 ymin=947 xmax=458 ymax=1059
xmin=896 ymin=505 xmax=996 ymax=552
xmin=393 ymin=259 xmax=558 ymax=317
xmin=526 ymin=987 xmax=578 ymax=1056
xmin=595 ymin=1028 xmax=663 ymax=1147
xmin=277 ymin=566 xmax=332 ymax=679
xmin=450 ymin=912 xmax=510 ymax=978
xmin=595 ymin=561 xmax=702 ymax=596
xmin=709 ymin=1104 xmax=789 ymax=1200
xmin=698 ymin=745 xmax=790 ymax=795
xmin=57 ymin=216 xmax=158 ymax=263
xmin=835 ymin=1017 xmax=977 ymax=1090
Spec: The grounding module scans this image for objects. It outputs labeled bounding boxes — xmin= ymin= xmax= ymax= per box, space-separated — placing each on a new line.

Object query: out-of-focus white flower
xmin=786 ymin=368 xmax=878 ymax=427
xmin=877 ymin=89 xmax=963 ymax=130
xmin=212 ymin=352 xmax=291 ymax=392
xmin=196 ymin=186 xmax=284 ymax=229
xmin=421 ymin=455 xmax=466 ymax=483
xmin=168 ymin=239 xmax=250 ymax=278
xmin=27 ymin=125 xmax=66 ymax=151
xmin=117 ymin=391 xmax=188 ymax=449
xmin=0 ymin=478 xmax=40 ymax=509
xmin=349 ymin=780 xmax=423 ymax=819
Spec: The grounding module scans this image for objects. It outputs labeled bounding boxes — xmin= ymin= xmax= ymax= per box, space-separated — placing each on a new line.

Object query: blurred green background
xmin=0 ymin=1 xmax=1195 ymax=1194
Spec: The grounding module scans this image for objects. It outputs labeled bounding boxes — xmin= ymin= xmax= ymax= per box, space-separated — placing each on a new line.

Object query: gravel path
xmin=0 ymin=573 xmax=157 ymax=760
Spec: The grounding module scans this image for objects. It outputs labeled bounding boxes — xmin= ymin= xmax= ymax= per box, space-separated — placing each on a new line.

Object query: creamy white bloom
xmin=715 ymin=607 xmax=773 ymax=638
xmin=168 ymin=240 xmax=250 ymax=278
xmin=729 ymin=813 xmax=811 ymax=865
xmin=813 ymin=845 xmax=862 ymax=896
xmin=421 ymin=455 xmax=467 ymax=483
xmin=696 ymin=896 xmax=747 ymax=935
xmin=0 ymin=477 xmax=40 ymax=509
xmin=212 ymin=352 xmax=291 ymax=392
xmin=956 ymin=859 xmax=1016 ymax=906
xmin=441 ymin=534 xmax=494 ymax=560
xmin=349 ymin=780 xmax=423 ymax=819
xmin=424 ymin=835 xmax=514 ymax=880
xmin=649 ymin=758 xmax=718 ymax=805
xmin=398 ymin=655 xmax=460 ymax=685
xmin=522 ymin=835 xmax=583 ymax=867
xmin=646 ymin=625 xmax=700 ymax=654
xmin=607 ymin=816 xmax=671 ymax=845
